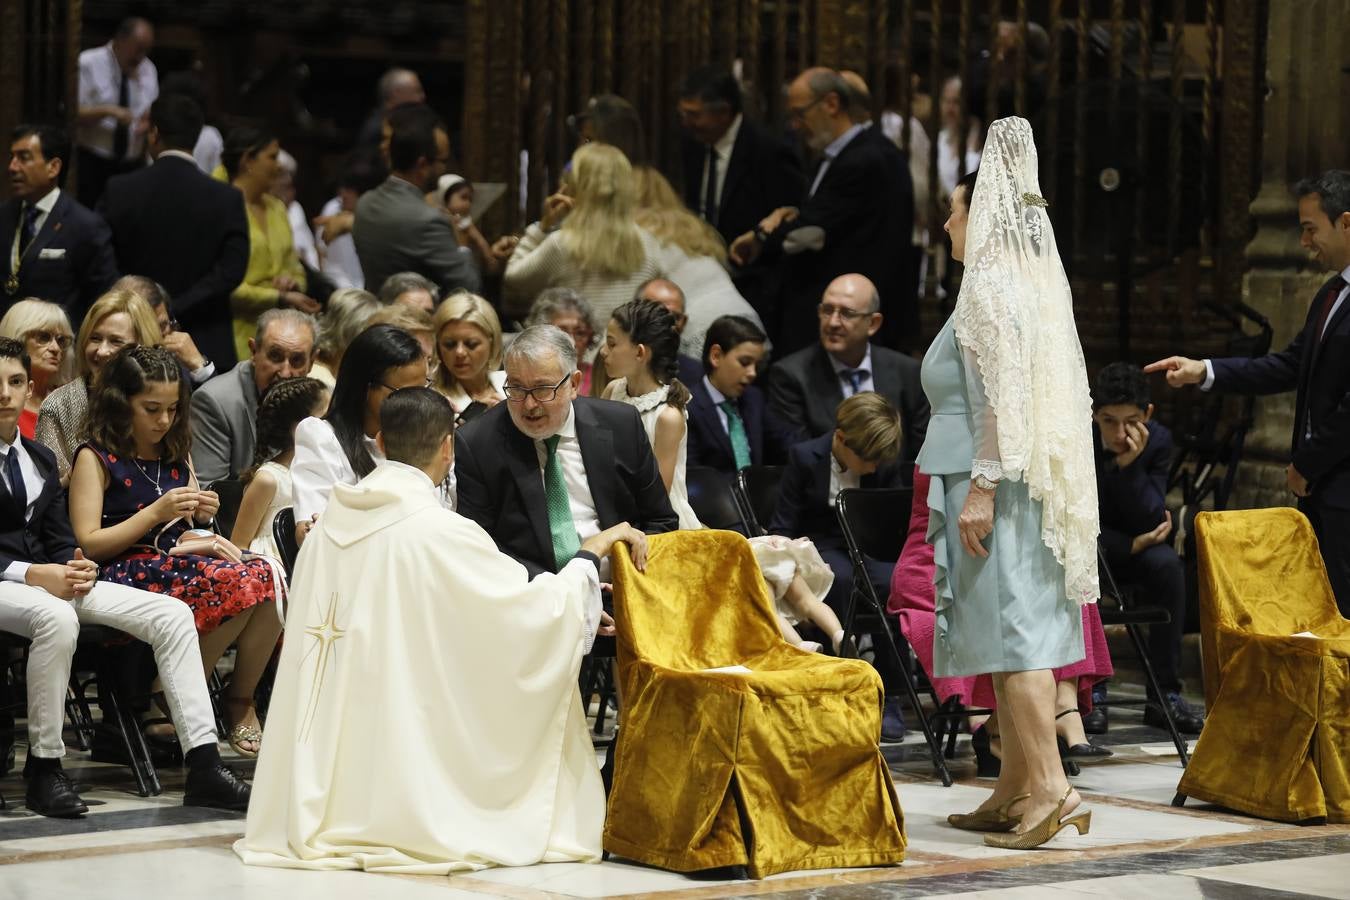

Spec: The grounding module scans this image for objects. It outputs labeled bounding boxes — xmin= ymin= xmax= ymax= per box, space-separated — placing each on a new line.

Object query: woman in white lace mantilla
xmin=917 ymin=117 xmax=1100 ymax=849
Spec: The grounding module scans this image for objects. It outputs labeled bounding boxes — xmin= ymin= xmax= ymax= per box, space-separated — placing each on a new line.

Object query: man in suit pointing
xmin=1147 ymin=170 xmax=1350 ymax=612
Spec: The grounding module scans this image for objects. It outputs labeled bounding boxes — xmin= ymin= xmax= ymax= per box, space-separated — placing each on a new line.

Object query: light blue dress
xmin=916 ymin=316 xmax=1084 ymax=677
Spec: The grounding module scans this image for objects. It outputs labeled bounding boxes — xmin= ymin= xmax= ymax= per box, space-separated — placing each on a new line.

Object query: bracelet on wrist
xmin=972 ymin=474 xmax=1001 ymax=492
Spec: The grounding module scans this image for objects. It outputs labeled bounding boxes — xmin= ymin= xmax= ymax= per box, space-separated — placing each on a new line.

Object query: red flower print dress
xmin=83 ymin=443 xmax=277 ymax=634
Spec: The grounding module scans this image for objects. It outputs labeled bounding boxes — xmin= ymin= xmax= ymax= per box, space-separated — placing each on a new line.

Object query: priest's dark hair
xmin=327 ymin=324 xmax=425 ymax=478
xmin=85 ymin=345 xmax=191 ymax=463
xmin=379 ymin=387 xmax=454 ymax=470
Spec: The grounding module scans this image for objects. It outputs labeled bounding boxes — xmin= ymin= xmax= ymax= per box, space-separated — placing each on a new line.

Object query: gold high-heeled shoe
xmin=983 ymin=786 xmax=1090 ymax=849
xmin=947 ymin=793 xmax=1029 ymax=832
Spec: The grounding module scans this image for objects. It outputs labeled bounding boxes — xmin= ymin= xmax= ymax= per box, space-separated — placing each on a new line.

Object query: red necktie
xmin=1314 ymin=276 xmax=1347 ymax=344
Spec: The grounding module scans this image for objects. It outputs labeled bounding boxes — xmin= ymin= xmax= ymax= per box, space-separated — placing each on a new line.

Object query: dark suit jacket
xmin=454 ymin=397 xmax=679 ymax=579
xmin=0 ymin=191 xmax=118 ymax=326
xmin=680 ymin=118 xmax=805 ymax=251
xmin=1211 ymin=273 xmax=1350 ymax=510
xmin=686 ymin=378 xmax=802 ymax=474
xmin=767 ymin=433 xmax=905 ymax=549
xmin=767 ymin=343 xmax=927 ymax=475
xmin=1094 ymin=420 xmax=1173 ymax=560
xmin=675 ymin=354 xmax=703 ymax=389
xmin=0 ymin=437 xmax=76 ymax=571
xmin=765 ymin=126 xmax=915 ymax=354
xmin=353 ymin=176 xmax=481 ymax=299
xmin=99 ymin=155 xmax=248 ymax=368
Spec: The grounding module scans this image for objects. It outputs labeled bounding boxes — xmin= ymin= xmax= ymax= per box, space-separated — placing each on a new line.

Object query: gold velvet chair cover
xmin=1177 ymin=508 xmax=1350 ymax=823
xmin=603 ymin=530 xmax=906 ymax=878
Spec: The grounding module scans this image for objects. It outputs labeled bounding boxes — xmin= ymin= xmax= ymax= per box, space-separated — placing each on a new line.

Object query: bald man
xmin=729 ymin=68 xmax=914 ymax=354
xmin=768 ymin=273 xmax=927 ymax=474
xmin=76 ymin=17 xmax=159 ymax=204
xmin=356 ymin=67 xmax=428 ymax=152
xmin=635 ymin=279 xmax=703 ymax=384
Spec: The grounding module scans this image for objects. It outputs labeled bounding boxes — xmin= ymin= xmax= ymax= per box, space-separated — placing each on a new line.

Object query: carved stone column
xmin=1229 ymin=0 xmax=1350 ymax=510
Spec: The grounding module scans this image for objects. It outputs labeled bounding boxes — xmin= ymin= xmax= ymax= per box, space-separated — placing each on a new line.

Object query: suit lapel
xmin=719 ymin=124 xmax=751 ymax=216
xmin=25 ymin=193 xmax=68 ymax=261
xmin=692 ymin=381 xmax=735 ymax=463
xmin=575 ymin=401 xmax=618 ymax=528
xmin=811 ymin=347 xmax=846 ymax=425
xmin=872 ymin=348 xmax=900 ymax=400
xmin=1311 ymin=280 xmax=1350 ymax=374
xmin=503 ymin=420 xmax=554 ymax=569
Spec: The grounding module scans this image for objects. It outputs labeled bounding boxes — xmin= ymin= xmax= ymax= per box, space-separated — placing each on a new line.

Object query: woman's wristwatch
xmin=972 ymin=474 xmax=1001 ymax=492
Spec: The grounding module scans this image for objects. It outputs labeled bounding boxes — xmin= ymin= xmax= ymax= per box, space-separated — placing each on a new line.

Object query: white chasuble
xmin=234 ymin=462 xmax=605 ymax=874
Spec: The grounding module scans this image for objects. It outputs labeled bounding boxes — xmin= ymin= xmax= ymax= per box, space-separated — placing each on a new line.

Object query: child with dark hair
xmin=229 ymin=377 xmax=330 ymax=562
xmin=1091 ymin=362 xmax=1203 ymax=735
xmin=67 ymin=345 xmax=286 ymax=758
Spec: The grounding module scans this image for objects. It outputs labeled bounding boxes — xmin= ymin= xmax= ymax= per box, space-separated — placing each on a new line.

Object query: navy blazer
xmin=767 ymin=433 xmax=905 ymax=549
xmin=0 ymin=436 xmax=77 ymax=572
xmin=0 ymin=191 xmax=118 ymax=326
xmin=1210 ymin=273 xmax=1350 ymax=510
xmin=686 ymin=378 xmax=802 ymax=474
xmin=680 ymin=118 xmax=806 ymax=251
xmin=767 ymin=342 xmax=927 ymax=478
xmin=99 ymin=156 xmax=248 ymax=369
xmin=454 ymin=397 xmax=679 ymax=579
xmin=1094 ymin=420 xmax=1173 ymax=561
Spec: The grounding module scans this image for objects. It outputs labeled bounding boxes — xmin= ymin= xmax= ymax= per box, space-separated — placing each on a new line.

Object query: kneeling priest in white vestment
xmin=235 ymin=387 xmax=647 ymax=874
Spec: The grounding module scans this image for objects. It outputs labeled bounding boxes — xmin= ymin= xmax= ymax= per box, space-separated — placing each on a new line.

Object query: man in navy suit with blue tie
xmin=1149 ymin=170 xmax=1350 ymax=613
xmin=2 ymin=124 xmax=118 ymax=325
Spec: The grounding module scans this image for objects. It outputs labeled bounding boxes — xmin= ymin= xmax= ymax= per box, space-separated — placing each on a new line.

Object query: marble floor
xmin=0 ymin=688 xmax=1346 ymax=899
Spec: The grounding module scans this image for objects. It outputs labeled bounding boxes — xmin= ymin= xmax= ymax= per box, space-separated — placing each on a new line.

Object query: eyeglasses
xmin=787 ymin=96 xmax=825 ymax=121
xmin=817 ymin=303 xmax=870 ymax=323
xmin=29 ymin=330 xmax=72 ymax=349
xmin=504 ymin=372 xmax=572 ymax=403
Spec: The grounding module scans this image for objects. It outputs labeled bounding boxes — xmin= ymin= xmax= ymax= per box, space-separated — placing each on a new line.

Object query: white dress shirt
xmin=829 ymin=345 xmax=876 ymax=397
xmin=317 ymin=196 xmax=365 ymax=290
xmin=0 ymin=432 xmax=45 ymax=583
xmin=827 ymin=455 xmax=861 ymax=507
xmin=531 ymin=406 xmax=604 ymax=574
xmin=808 ymin=123 xmax=866 ymax=198
xmin=699 ymin=114 xmax=742 ymax=221
xmin=76 ymin=43 xmax=158 ymax=161
xmin=9 ymin=188 xmax=60 ymax=276
xmin=1202 ymin=262 xmax=1350 ymax=392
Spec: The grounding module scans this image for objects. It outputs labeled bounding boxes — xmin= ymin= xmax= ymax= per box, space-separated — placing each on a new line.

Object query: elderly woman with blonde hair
xmin=503 ymin=143 xmax=671 ymax=326
xmin=36 ymin=290 xmax=163 ymax=481
xmin=431 ymin=292 xmax=506 ymax=425
xmin=0 ymin=299 xmax=74 ymax=438
xmin=632 ymin=166 xmax=768 ymax=359
xmin=312 ymin=288 xmax=381 ymax=388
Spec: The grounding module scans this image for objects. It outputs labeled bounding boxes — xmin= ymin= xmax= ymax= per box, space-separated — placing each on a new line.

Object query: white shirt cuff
xmin=190 ymin=361 xmax=216 ymax=385
xmin=1201 ymin=359 xmax=1216 ymax=391
xmin=563 ymin=556 xmax=603 ymax=654
xmin=3 ymin=562 xmax=31 ymax=584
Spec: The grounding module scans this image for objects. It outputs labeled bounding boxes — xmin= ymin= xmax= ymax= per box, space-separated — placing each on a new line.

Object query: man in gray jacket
xmin=352 ymin=104 xmax=480 ymax=298
xmin=190 ymin=309 xmax=317 ymax=486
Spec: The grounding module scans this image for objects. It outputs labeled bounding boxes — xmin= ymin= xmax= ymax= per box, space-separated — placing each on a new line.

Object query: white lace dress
xmin=611 ymin=379 xmax=833 ymax=622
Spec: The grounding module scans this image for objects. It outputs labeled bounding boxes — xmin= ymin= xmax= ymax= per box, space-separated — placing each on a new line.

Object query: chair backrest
xmin=1194 ymin=507 xmax=1340 ymax=706
xmin=611 ymin=530 xmax=782 ymax=672
xmin=272 ymin=507 xmax=300 ymax=574
xmin=211 ymin=478 xmax=245 ymax=539
xmin=737 ymin=465 xmax=784 ymax=537
xmin=836 ymin=488 xmax=912 ymax=565
xmin=686 ymin=465 xmax=746 ymax=531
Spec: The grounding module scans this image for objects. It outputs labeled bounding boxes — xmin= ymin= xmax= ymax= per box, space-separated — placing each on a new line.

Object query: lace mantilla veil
xmin=953 ymin=116 xmax=1100 ymax=605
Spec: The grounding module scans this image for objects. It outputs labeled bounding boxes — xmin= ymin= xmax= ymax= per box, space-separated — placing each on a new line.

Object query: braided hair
xmin=242 ymin=376 xmax=329 ymax=484
xmin=609 ymin=298 xmax=691 ymax=411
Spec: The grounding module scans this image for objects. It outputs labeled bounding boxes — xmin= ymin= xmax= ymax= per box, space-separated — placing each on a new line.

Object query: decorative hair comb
xmin=1022 ymin=192 xmax=1049 ymax=208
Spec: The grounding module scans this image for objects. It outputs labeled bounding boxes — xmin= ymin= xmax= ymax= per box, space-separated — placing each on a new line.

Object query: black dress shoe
xmin=26 ymin=767 xmax=89 ymax=818
xmin=1058 ymin=735 xmax=1113 ymax=761
xmin=183 ymin=763 xmax=251 ymax=811
xmin=880 ymin=698 xmax=906 ymax=744
xmin=1144 ymin=692 xmax=1205 ymax=735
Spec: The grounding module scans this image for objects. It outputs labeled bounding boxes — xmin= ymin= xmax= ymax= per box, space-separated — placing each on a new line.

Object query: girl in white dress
xmin=601 ymin=300 xmax=844 ymax=653
xmin=230 ymin=377 xmax=331 ymax=566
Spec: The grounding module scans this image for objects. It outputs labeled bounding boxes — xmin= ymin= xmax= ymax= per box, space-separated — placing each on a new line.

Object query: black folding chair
xmin=736 ymin=465 xmax=785 ymax=537
xmin=272 ymin=508 xmax=301 ymax=574
xmin=1097 ymin=545 xmax=1191 ymax=766
xmin=835 ymin=487 xmax=953 ymax=786
xmin=686 ymin=466 xmax=747 ymax=531
xmin=210 ymin=478 xmax=246 ymax=541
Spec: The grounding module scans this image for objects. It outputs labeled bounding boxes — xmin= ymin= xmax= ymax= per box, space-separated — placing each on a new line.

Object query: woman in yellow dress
xmin=225 ymin=126 xmax=321 ymax=360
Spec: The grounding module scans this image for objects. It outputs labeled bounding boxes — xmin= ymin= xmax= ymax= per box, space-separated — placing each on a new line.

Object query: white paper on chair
xmin=1138 ymin=743 xmax=1185 ymax=757
xmin=1291 ymin=631 xmax=1319 ymax=638
xmin=702 ymin=665 xmax=753 ymax=675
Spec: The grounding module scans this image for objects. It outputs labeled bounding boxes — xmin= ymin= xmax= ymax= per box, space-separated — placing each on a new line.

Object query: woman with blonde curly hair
xmin=502 ymin=143 xmax=670 ymax=326
xmin=35 ymin=290 xmax=163 ymax=480
xmin=311 ymin=288 xmax=380 ymax=388
xmin=632 ymin=166 xmax=768 ymax=359
xmin=431 ymin=292 xmax=505 ymax=424
xmin=0 ymin=299 xmax=74 ymax=438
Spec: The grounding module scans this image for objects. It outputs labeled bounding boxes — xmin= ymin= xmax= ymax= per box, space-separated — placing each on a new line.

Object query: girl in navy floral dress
xmin=68 ymin=346 xmax=282 ymax=758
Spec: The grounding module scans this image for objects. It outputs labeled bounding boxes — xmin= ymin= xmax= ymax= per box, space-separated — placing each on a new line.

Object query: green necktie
xmin=543 ymin=434 xmax=581 ymax=569
xmin=719 ymin=400 xmax=752 ymax=471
